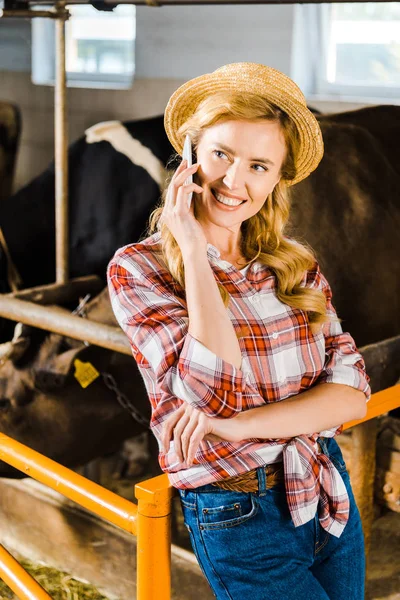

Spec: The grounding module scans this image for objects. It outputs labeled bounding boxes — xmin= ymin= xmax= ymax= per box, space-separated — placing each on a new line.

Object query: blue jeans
xmin=179 ymin=437 xmax=365 ymax=600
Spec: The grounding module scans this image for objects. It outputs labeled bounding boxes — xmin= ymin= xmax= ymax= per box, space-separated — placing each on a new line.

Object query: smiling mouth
xmin=211 ymin=189 xmax=247 ymax=207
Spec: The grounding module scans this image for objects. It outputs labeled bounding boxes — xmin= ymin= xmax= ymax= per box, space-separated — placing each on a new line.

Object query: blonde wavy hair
xmin=147 ymin=92 xmax=333 ymax=332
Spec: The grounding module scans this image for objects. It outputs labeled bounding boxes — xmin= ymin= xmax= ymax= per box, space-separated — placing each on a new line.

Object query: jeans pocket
xmin=330 ymin=455 xmax=347 ymax=473
xmin=323 ymin=437 xmax=347 ymax=473
xmin=198 ymin=493 xmax=259 ymax=531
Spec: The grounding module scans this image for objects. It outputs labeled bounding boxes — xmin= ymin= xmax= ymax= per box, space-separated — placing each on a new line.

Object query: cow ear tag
xmin=74 ymin=359 xmax=100 ymax=389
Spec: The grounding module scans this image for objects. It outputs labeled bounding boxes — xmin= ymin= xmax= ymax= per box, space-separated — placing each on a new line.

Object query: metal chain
xmin=101 ymin=371 xmax=150 ymax=429
xmin=71 ymin=296 xmax=149 ymax=429
xmin=72 ymin=293 xmax=91 ymax=318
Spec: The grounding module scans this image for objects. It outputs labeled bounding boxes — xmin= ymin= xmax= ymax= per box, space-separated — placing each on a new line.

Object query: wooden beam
xmin=4 ymin=276 xmax=104 ymax=305
xmin=1 ymin=0 xmax=397 ymax=12
xmin=0 ymin=295 xmax=131 ymax=355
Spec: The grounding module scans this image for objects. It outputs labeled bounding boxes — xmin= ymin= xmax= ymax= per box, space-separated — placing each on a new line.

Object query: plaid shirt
xmin=107 ymin=231 xmax=370 ymax=538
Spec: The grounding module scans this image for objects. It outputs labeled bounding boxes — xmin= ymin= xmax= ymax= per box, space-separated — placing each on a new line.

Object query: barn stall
xmin=0 ymin=0 xmax=399 ymax=598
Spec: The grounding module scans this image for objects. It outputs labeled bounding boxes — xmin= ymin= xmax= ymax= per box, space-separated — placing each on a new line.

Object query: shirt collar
xmin=206 ymin=243 xmax=221 ymax=260
xmin=207 ymin=242 xmax=264 ymax=274
xmin=154 ymin=232 xmax=261 ymax=273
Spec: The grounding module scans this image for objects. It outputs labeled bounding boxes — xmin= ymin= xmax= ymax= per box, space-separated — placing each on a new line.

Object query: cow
xmin=290 ymin=105 xmax=400 ymax=347
xmin=0 ymin=115 xmax=172 ymax=341
xmin=0 ymin=115 xmax=171 ymax=291
xmin=0 ymin=106 xmax=399 ymax=347
xmin=0 ymin=288 xmax=158 ymax=478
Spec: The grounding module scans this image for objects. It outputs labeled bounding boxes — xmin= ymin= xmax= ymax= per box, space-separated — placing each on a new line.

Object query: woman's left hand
xmin=161 ymin=403 xmax=216 ymax=466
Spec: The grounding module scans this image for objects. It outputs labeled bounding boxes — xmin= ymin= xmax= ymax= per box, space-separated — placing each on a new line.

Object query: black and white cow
xmin=0 ymin=115 xmax=172 ymax=292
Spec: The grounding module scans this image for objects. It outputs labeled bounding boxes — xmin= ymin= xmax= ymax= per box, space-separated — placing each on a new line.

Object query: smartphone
xmin=182 ymin=134 xmax=193 ymax=209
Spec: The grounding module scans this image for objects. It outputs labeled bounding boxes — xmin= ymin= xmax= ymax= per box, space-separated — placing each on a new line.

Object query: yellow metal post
xmin=135 ymin=474 xmax=175 ymax=600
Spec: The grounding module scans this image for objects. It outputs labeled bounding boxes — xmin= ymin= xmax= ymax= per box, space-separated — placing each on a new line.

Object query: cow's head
xmin=0 ymin=315 xmax=150 ymax=477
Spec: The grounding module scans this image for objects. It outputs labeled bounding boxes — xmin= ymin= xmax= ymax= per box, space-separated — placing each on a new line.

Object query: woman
xmin=107 ymin=63 xmax=371 ymax=600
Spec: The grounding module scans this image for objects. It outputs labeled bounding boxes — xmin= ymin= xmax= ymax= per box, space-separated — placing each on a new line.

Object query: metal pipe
xmin=0 ymin=296 xmax=131 ymax=355
xmin=0 ymin=0 xmax=395 ymax=10
xmin=343 ymin=384 xmax=400 ymax=430
xmin=55 ymin=2 xmax=69 ymax=284
xmin=0 ymin=433 xmax=138 ymax=535
xmin=0 ymin=543 xmax=52 ymax=600
xmin=5 ymin=276 xmax=104 ymax=305
xmin=0 ymin=9 xmax=63 ymax=17
xmin=119 ymin=0 xmax=394 ymax=3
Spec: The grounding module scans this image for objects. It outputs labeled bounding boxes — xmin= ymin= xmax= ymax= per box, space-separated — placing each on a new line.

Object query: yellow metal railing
xmin=0 ymin=436 xmax=138 ymax=533
xmin=343 ymin=383 xmax=400 ymax=430
xmin=0 ymin=384 xmax=399 ymax=600
xmin=0 ymin=436 xmax=174 ymax=600
xmin=0 ymin=543 xmax=51 ymax=600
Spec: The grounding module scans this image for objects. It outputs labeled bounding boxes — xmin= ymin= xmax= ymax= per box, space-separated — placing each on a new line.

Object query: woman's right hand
xmin=160 ymin=160 xmax=208 ymax=257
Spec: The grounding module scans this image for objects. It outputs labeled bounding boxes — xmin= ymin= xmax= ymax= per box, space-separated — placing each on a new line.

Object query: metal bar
xmin=343 ymin=384 xmax=400 ymax=430
xmin=0 ymin=296 xmax=131 ymax=355
xmin=0 ymin=543 xmax=52 ymax=600
xmin=5 ymin=276 xmax=104 ymax=305
xmin=55 ymin=2 xmax=69 ymax=284
xmin=115 ymin=0 xmax=397 ymax=3
xmin=0 ymin=9 xmax=63 ymax=17
xmin=1 ymin=0 xmax=397 ymax=10
xmin=0 ymin=433 xmax=138 ymax=535
xmin=135 ymin=475 xmax=175 ymax=600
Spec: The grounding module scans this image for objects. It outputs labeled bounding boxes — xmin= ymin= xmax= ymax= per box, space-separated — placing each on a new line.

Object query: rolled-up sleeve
xmin=107 ymin=253 xmax=257 ymax=418
xmin=308 ymin=263 xmax=371 ymax=401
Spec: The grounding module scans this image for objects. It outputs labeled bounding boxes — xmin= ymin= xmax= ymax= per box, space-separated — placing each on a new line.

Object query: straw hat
xmin=164 ymin=62 xmax=324 ymax=186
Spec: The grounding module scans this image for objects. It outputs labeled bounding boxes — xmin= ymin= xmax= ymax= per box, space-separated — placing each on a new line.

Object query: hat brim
xmin=164 ymin=67 xmax=324 ymax=186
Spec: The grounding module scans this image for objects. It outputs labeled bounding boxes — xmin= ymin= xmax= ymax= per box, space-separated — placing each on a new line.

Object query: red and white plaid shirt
xmin=107 ymin=231 xmax=370 ymax=538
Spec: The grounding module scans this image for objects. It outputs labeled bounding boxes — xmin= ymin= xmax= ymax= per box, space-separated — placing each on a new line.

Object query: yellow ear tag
xmin=74 ymin=359 xmax=100 ymax=389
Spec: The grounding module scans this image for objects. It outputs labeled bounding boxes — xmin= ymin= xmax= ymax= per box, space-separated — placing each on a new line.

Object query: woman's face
xmin=193 ymin=119 xmax=287 ymax=231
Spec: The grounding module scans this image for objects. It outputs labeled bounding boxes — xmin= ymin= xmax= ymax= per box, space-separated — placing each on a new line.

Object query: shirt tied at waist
xmin=283 ymin=435 xmax=350 ymax=538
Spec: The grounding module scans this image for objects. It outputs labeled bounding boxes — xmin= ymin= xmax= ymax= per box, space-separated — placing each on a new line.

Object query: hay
xmin=0 ymin=558 xmax=112 ymax=600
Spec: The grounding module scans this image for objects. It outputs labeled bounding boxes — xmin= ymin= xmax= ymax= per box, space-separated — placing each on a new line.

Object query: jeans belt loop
xmin=257 ymin=466 xmax=267 ymax=497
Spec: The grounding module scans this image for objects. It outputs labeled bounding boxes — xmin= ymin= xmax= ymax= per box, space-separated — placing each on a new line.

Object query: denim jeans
xmin=179 ymin=437 xmax=365 ymax=600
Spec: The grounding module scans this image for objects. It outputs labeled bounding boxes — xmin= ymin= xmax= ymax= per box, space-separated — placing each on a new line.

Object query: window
xmin=315 ymin=3 xmax=400 ymax=100
xmin=32 ymin=4 xmax=136 ymax=89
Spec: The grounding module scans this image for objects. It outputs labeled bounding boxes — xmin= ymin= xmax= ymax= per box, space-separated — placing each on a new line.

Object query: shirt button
xmin=271 ymin=332 xmax=279 ymax=339
xmin=250 ymin=295 xmax=259 ymax=304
